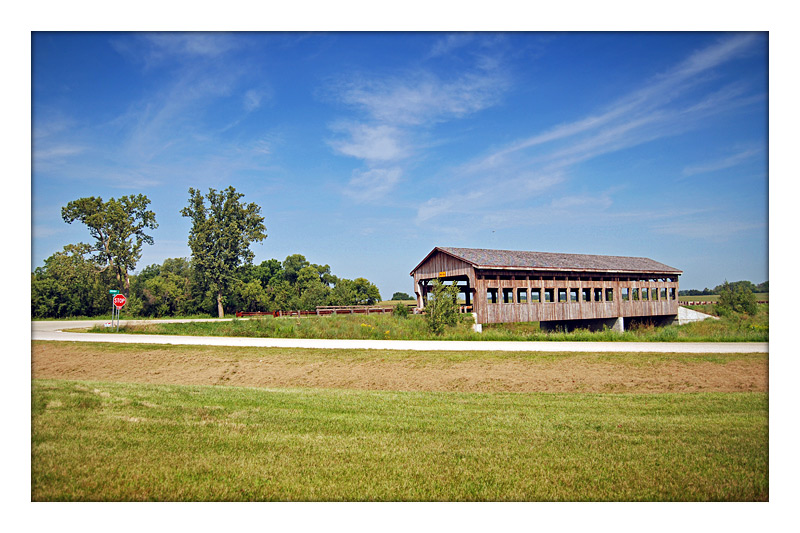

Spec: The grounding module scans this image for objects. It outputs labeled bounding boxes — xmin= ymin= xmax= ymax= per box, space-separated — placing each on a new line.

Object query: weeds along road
xmin=31 ymin=319 xmax=768 ymax=354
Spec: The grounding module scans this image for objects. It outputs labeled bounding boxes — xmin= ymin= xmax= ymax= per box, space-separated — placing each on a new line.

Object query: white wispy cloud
xmin=32 ymin=224 xmax=67 ymax=240
xmin=251 ymin=139 xmax=272 ymax=155
xmin=344 ymin=167 xmax=404 ymax=203
xmin=103 ymin=33 xmax=256 ymax=167
xmin=329 ymin=51 xmax=510 ymax=204
xmin=416 ymin=172 xmax=565 ymax=223
xmin=416 ymin=191 xmax=487 ymax=223
xmin=36 ymin=34 xmax=275 ymax=192
xmin=32 ymin=113 xmax=86 ymax=170
xmin=427 ymin=33 xmax=476 ymax=59
xmin=113 ymin=65 xmax=241 ymax=165
xmin=112 ymin=33 xmax=243 ymax=68
xmin=652 ymin=219 xmax=765 ymax=240
xmin=336 ymin=68 xmax=508 ymax=127
xmin=417 ymin=33 xmax=764 ymax=229
xmin=550 ymin=193 xmax=613 ymax=210
xmin=33 ymin=113 xmax=75 ymax=141
xmin=144 ymin=33 xmax=240 ymax=58
xmin=466 ymin=36 xmax=760 ymax=175
xmin=34 ymin=144 xmax=85 ymax=161
xmin=681 ymin=147 xmax=762 ymax=178
xmin=328 ymin=123 xmax=409 ymax=162
xmin=477 ymin=203 xmax=713 ymax=237
xmin=243 ymin=89 xmax=264 ymax=111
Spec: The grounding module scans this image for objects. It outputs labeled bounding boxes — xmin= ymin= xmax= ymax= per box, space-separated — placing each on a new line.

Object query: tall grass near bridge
xmin=93 ymin=304 xmax=769 ymax=342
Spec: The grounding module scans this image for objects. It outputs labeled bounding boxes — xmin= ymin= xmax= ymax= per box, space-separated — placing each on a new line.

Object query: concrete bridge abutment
xmin=539 ymin=316 xmax=624 ymax=333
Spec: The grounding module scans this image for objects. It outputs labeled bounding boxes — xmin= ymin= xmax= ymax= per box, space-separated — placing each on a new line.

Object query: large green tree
xmin=713 ymin=280 xmax=757 ymax=295
xmin=31 ymin=243 xmax=113 ymax=318
xmin=352 ymin=277 xmax=382 ymax=305
xmin=282 ymin=254 xmax=310 ymax=285
xmin=61 ymin=194 xmax=158 ymax=296
xmin=247 ymin=259 xmax=284 ymax=287
xmin=181 ymin=186 xmax=267 ymax=317
xmin=133 ymin=258 xmax=196 ymax=317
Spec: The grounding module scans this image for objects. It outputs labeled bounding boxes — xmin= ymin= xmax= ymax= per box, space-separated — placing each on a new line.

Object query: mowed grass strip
xmin=32 ymin=379 xmax=767 ymax=501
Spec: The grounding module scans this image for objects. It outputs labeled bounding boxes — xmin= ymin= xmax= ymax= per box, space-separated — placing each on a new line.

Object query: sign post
xmin=110 ymin=290 xmax=125 ymax=332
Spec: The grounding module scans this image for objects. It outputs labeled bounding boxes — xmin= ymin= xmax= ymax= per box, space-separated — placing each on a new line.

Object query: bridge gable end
xmin=412 ymin=249 xmax=474 ymax=283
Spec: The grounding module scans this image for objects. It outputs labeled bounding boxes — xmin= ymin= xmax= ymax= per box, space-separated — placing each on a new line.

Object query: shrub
xmin=393 ymin=302 xmax=410 ymax=318
xmin=715 ymin=281 xmax=758 ymax=316
xmin=424 ymin=280 xmax=460 ymax=335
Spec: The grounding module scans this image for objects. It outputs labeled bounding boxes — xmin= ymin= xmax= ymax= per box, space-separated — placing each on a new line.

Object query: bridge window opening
xmin=558 ymin=289 xmax=567 ymax=302
xmin=670 ymin=288 xmax=676 ymax=300
xmin=632 ymin=288 xmax=639 ymax=301
xmin=517 ymin=288 xmax=528 ymax=303
xmin=606 ymin=288 xmax=613 ymax=302
xmin=570 ymin=288 xmax=579 ymax=302
xmin=642 ymin=288 xmax=649 ymax=300
xmin=545 ymin=289 xmax=554 ymax=302
xmin=660 ymin=288 xmax=667 ymax=299
xmin=487 ymin=288 xmax=498 ymax=304
xmin=594 ymin=288 xmax=603 ymax=302
xmin=622 ymin=288 xmax=629 ymax=301
xmin=582 ymin=288 xmax=591 ymax=302
xmin=531 ymin=289 xmax=541 ymax=302
xmin=503 ymin=288 xmax=514 ymax=304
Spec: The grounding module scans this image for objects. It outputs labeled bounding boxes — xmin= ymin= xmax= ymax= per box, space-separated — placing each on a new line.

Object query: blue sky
xmin=32 ymin=31 xmax=768 ymax=297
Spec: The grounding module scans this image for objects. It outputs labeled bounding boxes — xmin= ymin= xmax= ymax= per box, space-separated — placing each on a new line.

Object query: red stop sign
xmin=113 ymin=294 xmax=127 ymax=308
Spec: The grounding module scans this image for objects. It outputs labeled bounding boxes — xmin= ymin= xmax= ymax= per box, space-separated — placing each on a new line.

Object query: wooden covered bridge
xmin=410 ymin=247 xmax=682 ymax=332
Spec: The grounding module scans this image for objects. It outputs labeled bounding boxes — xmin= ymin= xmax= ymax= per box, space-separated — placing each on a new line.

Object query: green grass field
xmin=32 ymin=379 xmax=767 ymax=501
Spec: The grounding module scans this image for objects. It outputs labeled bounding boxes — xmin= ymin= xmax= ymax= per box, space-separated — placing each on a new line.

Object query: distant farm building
xmin=410 ymin=247 xmax=682 ymax=331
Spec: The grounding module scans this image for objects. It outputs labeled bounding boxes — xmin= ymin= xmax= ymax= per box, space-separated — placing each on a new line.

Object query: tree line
xmin=679 ymin=280 xmax=768 ymax=297
xmin=32 ymin=187 xmax=382 ymax=319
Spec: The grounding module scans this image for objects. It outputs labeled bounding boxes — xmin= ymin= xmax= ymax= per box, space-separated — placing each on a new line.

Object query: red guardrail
xmin=235 ymin=311 xmax=273 ymax=317
xmin=235 ymin=306 xmax=401 ymax=318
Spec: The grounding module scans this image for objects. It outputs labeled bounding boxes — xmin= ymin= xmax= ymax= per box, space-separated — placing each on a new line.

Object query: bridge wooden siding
xmin=411 ymin=247 xmax=682 ymax=326
xmin=478 ymin=273 xmax=679 ymax=324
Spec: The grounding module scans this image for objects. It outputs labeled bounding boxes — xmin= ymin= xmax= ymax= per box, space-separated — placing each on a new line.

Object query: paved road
xmin=31 ymin=319 xmax=768 ymax=353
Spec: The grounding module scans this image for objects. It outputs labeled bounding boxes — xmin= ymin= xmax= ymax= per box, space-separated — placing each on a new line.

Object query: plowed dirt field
xmin=32 ymin=341 xmax=767 ymax=393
